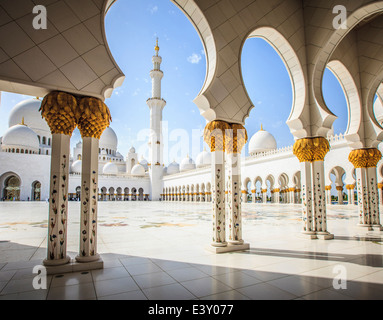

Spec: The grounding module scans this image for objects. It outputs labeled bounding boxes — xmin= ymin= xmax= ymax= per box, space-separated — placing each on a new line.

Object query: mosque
xmin=0 ymin=0 xmax=383 ymax=279
xmin=2 ymin=46 xmax=383 ymax=210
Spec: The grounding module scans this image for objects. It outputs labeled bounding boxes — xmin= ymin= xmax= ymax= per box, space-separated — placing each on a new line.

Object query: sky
xmin=0 ymin=0 xmax=350 ymax=164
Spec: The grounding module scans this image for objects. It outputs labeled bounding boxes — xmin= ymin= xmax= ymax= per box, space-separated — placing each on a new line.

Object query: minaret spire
xmin=147 ymin=38 xmax=166 ymax=200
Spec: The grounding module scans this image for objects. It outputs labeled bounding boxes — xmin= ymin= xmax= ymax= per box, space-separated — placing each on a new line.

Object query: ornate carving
xmin=40 ymin=91 xmax=77 ymax=136
xmin=293 ymin=137 xmax=330 ymax=162
xmin=325 ymin=185 xmax=332 ymax=191
xmin=203 ymin=120 xmax=231 ymax=152
xmin=225 ymin=123 xmax=248 ymax=154
xmin=336 ymin=186 xmax=343 ymax=191
xmin=348 ymin=148 xmax=382 ymax=168
xmin=75 ymin=97 xmax=112 ymax=139
xmin=345 ymin=184 xmax=355 ymax=190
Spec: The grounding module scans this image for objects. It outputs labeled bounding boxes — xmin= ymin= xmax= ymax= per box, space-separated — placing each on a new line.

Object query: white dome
xmin=99 ymin=127 xmax=118 ymax=151
xmin=2 ymin=124 xmax=39 ymax=151
xmin=139 ymin=156 xmax=148 ymax=171
xmin=167 ymin=161 xmax=180 ymax=175
xmin=103 ymin=162 xmax=118 ymax=175
xmin=248 ymin=128 xmax=277 ymax=155
xmin=131 ymin=163 xmax=145 ymax=176
xmin=196 ymin=149 xmax=211 ymax=168
xmin=71 ymin=160 xmax=82 ymax=174
xmin=8 ymin=98 xmax=50 ymax=133
xmin=180 ymin=155 xmax=196 ymax=172
xmin=129 ymin=146 xmax=136 ymax=154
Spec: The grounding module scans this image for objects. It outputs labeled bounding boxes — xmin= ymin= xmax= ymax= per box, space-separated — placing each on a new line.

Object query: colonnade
xmin=41 ymin=91 xmax=111 ymax=272
xmin=161 ymin=192 xmax=211 ymax=202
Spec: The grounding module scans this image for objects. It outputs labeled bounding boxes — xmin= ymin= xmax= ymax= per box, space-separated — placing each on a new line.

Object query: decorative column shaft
xmin=225 ymin=124 xmax=247 ymax=245
xmin=204 ymin=121 xmax=230 ymax=247
xmin=41 ymin=91 xmax=77 ymax=266
xmin=378 ymin=183 xmax=383 ymax=206
xmin=75 ymin=97 xmax=111 ymax=262
xmin=346 ymin=184 xmax=355 ymax=205
xmin=336 ymin=186 xmax=344 ymax=204
xmin=293 ymin=137 xmax=333 ymax=239
xmin=349 ymin=148 xmax=382 ymax=229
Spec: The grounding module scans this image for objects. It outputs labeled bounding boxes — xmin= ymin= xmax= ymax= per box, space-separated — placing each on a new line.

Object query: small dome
xmin=180 ymin=155 xmax=196 ymax=172
xmin=129 ymin=146 xmax=136 ymax=154
xmin=196 ymin=148 xmax=211 ymax=168
xmin=103 ymin=162 xmax=118 ymax=175
xmin=167 ymin=161 xmax=180 ymax=175
xmin=2 ymin=124 xmax=39 ymax=151
xmin=99 ymin=127 xmax=118 ymax=151
xmin=71 ymin=160 xmax=82 ymax=174
xmin=131 ymin=163 xmax=145 ymax=176
xmin=248 ymin=126 xmax=277 ymax=155
xmin=8 ymin=98 xmax=50 ymax=133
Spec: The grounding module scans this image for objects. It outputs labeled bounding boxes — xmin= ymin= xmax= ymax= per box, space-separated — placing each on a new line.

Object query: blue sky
xmin=0 ymin=0 xmax=349 ymax=164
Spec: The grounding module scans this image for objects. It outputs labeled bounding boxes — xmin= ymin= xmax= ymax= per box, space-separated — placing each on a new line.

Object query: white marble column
xmin=211 ymin=150 xmax=226 ymax=247
xmin=336 ymin=186 xmax=344 ymax=204
xmin=44 ymin=133 xmax=71 ymax=266
xmin=76 ymin=137 xmax=100 ymax=263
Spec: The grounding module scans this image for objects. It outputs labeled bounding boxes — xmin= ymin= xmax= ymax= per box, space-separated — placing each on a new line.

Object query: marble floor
xmin=0 ymin=201 xmax=382 ymax=300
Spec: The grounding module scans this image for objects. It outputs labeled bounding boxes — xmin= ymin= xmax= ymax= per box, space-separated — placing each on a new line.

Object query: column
xmin=75 ymin=97 xmax=111 ymax=263
xmin=325 ymin=186 xmax=332 ymax=204
xmin=204 ymin=121 xmax=230 ymax=248
xmin=349 ymin=148 xmax=382 ymax=231
xmin=225 ymin=123 xmax=249 ymax=250
xmin=336 ymin=185 xmax=344 ymax=204
xmin=262 ymin=189 xmax=267 ymax=203
xmin=41 ymin=92 xmax=77 ymax=267
xmin=293 ymin=137 xmax=334 ymax=239
xmin=241 ymin=190 xmax=247 ymax=203
xmin=274 ymin=189 xmax=280 ymax=203
xmin=251 ymin=189 xmax=256 ymax=203
xmin=378 ymin=183 xmax=383 ymax=206
xmin=296 ymin=189 xmax=301 ymax=203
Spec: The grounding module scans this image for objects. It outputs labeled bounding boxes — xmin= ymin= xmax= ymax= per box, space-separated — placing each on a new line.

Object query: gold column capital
xmin=75 ymin=97 xmax=112 ymax=139
xmin=274 ymin=188 xmax=280 ymax=193
xmin=225 ymin=123 xmax=248 ymax=154
xmin=203 ymin=120 xmax=231 ymax=152
xmin=325 ymin=185 xmax=332 ymax=191
xmin=348 ymin=148 xmax=382 ymax=168
xmin=40 ymin=91 xmax=77 ymax=136
xmin=345 ymin=184 xmax=355 ymax=190
xmin=378 ymin=183 xmax=383 ymax=189
xmin=261 ymin=189 xmax=267 ymax=193
xmin=293 ymin=136 xmax=330 ymax=162
xmin=336 ymin=186 xmax=343 ymax=191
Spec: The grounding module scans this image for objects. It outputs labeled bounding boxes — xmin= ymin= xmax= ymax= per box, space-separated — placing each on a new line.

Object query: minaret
xmin=147 ymin=38 xmax=166 ymax=201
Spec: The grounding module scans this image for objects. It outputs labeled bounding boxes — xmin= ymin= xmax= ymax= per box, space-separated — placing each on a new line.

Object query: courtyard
xmin=0 ymin=202 xmax=382 ymax=300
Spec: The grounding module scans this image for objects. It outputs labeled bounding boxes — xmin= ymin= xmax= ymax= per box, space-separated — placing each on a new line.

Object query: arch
xmin=326 ymin=60 xmax=362 ymax=148
xmin=1 ymin=173 xmax=21 ymax=201
xmin=138 ymin=188 xmax=144 ymax=201
xmin=31 ymin=180 xmax=41 ymax=201
xmin=131 ymin=188 xmax=137 ymax=201
xmin=244 ymin=27 xmax=307 ymax=138
xmin=312 ymin=2 xmax=383 ymax=136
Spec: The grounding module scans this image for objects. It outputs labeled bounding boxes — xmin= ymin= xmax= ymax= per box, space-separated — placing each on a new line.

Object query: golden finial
xmin=155 ymin=37 xmax=159 ymax=56
xmin=20 ymin=117 xmax=26 ymax=126
xmin=260 ymin=124 xmax=264 ymax=131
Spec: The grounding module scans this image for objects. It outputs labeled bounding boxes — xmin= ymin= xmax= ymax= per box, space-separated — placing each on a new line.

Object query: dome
xmin=131 ymin=163 xmax=145 ymax=176
xmin=139 ymin=156 xmax=148 ymax=171
xmin=71 ymin=160 xmax=82 ymax=174
xmin=129 ymin=146 xmax=136 ymax=154
xmin=180 ymin=155 xmax=196 ymax=172
xmin=167 ymin=161 xmax=180 ymax=175
xmin=8 ymin=98 xmax=50 ymax=133
xmin=248 ymin=126 xmax=277 ymax=155
xmin=196 ymin=148 xmax=211 ymax=168
xmin=2 ymin=124 xmax=39 ymax=151
xmin=103 ymin=162 xmax=118 ymax=175
xmin=99 ymin=127 xmax=118 ymax=151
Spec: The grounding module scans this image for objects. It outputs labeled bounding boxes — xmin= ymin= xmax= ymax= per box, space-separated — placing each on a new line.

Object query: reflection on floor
xmin=0 ymin=202 xmax=382 ymax=300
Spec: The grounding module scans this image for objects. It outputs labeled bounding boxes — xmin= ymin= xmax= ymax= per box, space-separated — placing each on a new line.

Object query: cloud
xmin=149 ymin=5 xmax=158 ymax=14
xmin=187 ymin=53 xmax=202 ymax=64
xmin=132 ymin=88 xmax=141 ymax=96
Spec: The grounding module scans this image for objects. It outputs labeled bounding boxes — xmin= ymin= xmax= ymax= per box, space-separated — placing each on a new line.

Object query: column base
xmin=44 ymin=257 xmax=103 ymax=275
xmin=299 ymin=231 xmax=334 ymax=240
xmin=356 ymin=224 xmax=374 ymax=231
xmin=75 ymin=253 xmax=101 ymax=263
xmin=206 ymin=242 xmax=250 ymax=254
xmin=43 ymin=255 xmax=71 ymax=267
